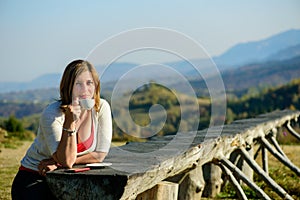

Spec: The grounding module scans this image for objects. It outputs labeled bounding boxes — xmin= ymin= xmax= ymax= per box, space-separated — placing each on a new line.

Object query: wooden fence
xmin=46 ymin=109 xmax=300 ymax=200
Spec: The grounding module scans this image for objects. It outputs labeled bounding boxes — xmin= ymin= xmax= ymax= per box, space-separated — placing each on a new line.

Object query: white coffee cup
xmin=79 ymin=99 xmax=95 ymax=110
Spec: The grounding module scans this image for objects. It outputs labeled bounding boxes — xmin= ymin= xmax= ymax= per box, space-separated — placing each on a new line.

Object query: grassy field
xmin=255 ymin=145 xmax=300 ymax=199
xmin=0 ymin=141 xmax=299 ymax=200
xmin=0 ymin=141 xmax=32 ymax=200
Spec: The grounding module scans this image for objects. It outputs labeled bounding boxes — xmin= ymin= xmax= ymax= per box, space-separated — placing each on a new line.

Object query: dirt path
xmin=0 ymin=141 xmax=32 ymax=168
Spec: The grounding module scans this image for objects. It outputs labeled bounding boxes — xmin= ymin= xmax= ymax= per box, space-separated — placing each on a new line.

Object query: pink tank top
xmin=77 ymin=120 xmax=94 ymax=153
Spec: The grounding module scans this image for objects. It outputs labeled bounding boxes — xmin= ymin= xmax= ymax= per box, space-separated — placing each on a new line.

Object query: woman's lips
xmin=79 ymin=95 xmax=90 ymax=99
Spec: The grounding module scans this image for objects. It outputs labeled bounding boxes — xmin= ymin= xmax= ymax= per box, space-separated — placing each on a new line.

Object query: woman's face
xmin=72 ymin=70 xmax=95 ymax=100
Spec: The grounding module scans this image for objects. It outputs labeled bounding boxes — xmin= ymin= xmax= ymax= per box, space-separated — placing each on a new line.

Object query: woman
xmin=11 ymin=60 xmax=112 ymax=199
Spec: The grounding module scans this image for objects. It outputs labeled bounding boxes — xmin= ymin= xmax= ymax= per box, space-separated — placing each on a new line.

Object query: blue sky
xmin=0 ymin=0 xmax=300 ymax=82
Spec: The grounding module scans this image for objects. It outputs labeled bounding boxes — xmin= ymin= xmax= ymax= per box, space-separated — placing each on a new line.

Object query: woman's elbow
xmin=94 ymin=151 xmax=107 ymax=162
xmin=61 ymin=160 xmax=75 ymax=169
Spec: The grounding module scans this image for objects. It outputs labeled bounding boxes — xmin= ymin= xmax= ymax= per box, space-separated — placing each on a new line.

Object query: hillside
xmin=112 ymin=83 xmax=211 ymax=141
xmin=112 ymin=78 xmax=300 ymax=140
xmin=0 ymin=88 xmax=59 ymax=119
xmin=0 ymin=78 xmax=300 ymax=142
xmin=227 ymin=79 xmax=300 ymax=120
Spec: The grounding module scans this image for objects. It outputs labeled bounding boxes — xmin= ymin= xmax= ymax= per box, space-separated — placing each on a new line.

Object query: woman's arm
xmin=52 ymin=101 xmax=81 ymax=168
xmin=52 ymin=127 xmax=77 ymax=168
xmin=75 ymin=152 xmax=107 ymax=164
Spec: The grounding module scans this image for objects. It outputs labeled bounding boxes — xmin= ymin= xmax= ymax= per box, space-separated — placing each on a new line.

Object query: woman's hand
xmin=63 ymin=97 xmax=82 ymax=129
xmin=38 ymin=158 xmax=59 ymax=176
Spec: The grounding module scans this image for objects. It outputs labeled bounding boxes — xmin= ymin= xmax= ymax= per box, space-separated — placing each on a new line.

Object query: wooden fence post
xmin=219 ymin=157 xmax=272 ymax=200
xmin=177 ymin=165 xmax=205 ymax=200
xmin=286 ymin=121 xmax=300 ymax=140
xmin=229 ymin=148 xmax=254 ymax=184
xmin=218 ymin=162 xmax=248 ymax=200
xmin=239 ymin=147 xmax=294 ymax=200
xmin=136 ymin=181 xmax=178 ymax=200
xmin=261 ymin=145 xmax=268 ymax=174
xmin=260 ymin=137 xmax=300 ymax=176
xmin=202 ymin=162 xmax=223 ymax=198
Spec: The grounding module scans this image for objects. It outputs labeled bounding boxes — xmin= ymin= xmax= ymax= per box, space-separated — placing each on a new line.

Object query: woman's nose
xmin=81 ymin=83 xmax=88 ymax=91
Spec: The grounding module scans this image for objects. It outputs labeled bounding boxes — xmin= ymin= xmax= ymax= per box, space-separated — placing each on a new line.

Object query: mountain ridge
xmin=1 ymin=55 xmax=299 ymax=103
xmin=213 ymin=29 xmax=300 ymax=68
xmin=1 ymin=29 xmax=299 ymax=93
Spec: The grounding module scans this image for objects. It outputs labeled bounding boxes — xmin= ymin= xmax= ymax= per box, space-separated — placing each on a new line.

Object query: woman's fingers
xmin=38 ymin=159 xmax=59 ymax=176
xmin=72 ymin=97 xmax=80 ymax=106
xmin=71 ymin=97 xmax=81 ymax=120
xmin=61 ymin=97 xmax=82 ymax=124
xmin=38 ymin=163 xmax=47 ymax=176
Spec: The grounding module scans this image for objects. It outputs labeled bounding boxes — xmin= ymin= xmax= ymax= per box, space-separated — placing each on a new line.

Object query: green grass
xmin=0 ymin=140 xmax=33 ymax=200
xmin=218 ymin=145 xmax=300 ymax=200
xmin=0 ymin=166 xmax=18 ymax=200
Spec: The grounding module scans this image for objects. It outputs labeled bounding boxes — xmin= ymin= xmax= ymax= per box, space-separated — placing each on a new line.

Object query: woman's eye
xmin=87 ymin=81 xmax=94 ymax=85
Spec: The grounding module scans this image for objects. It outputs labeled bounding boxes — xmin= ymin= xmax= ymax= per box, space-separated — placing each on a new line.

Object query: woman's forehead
xmin=76 ymin=70 xmax=93 ymax=80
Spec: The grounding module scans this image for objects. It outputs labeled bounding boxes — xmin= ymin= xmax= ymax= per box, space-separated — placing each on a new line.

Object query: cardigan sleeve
xmin=39 ymin=102 xmax=64 ymax=155
xmin=95 ymin=99 xmax=112 ymax=152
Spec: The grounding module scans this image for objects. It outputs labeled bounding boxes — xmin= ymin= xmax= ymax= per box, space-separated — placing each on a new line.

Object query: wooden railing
xmin=46 ymin=109 xmax=300 ymax=200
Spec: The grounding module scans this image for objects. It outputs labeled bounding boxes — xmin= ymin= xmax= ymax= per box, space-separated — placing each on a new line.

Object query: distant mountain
xmin=98 ymin=62 xmax=137 ymax=82
xmin=0 ymin=73 xmax=61 ymax=93
xmin=100 ymin=29 xmax=300 ymax=86
xmin=188 ymin=55 xmax=300 ymax=97
xmin=266 ymin=44 xmax=300 ymax=61
xmin=213 ymin=29 xmax=300 ymax=69
xmin=0 ymin=88 xmax=59 ymax=103
xmin=1 ymin=29 xmax=300 ymax=94
xmin=221 ymin=55 xmax=300 ymax=91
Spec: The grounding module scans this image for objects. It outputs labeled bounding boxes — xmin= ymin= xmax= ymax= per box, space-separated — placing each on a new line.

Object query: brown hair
xmin=59 ymin=59 xmax=101 ymax=112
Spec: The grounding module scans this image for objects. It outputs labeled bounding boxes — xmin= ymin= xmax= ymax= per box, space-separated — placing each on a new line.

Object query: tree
xmin=4 ymin=115 xmax=24 ymax=133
